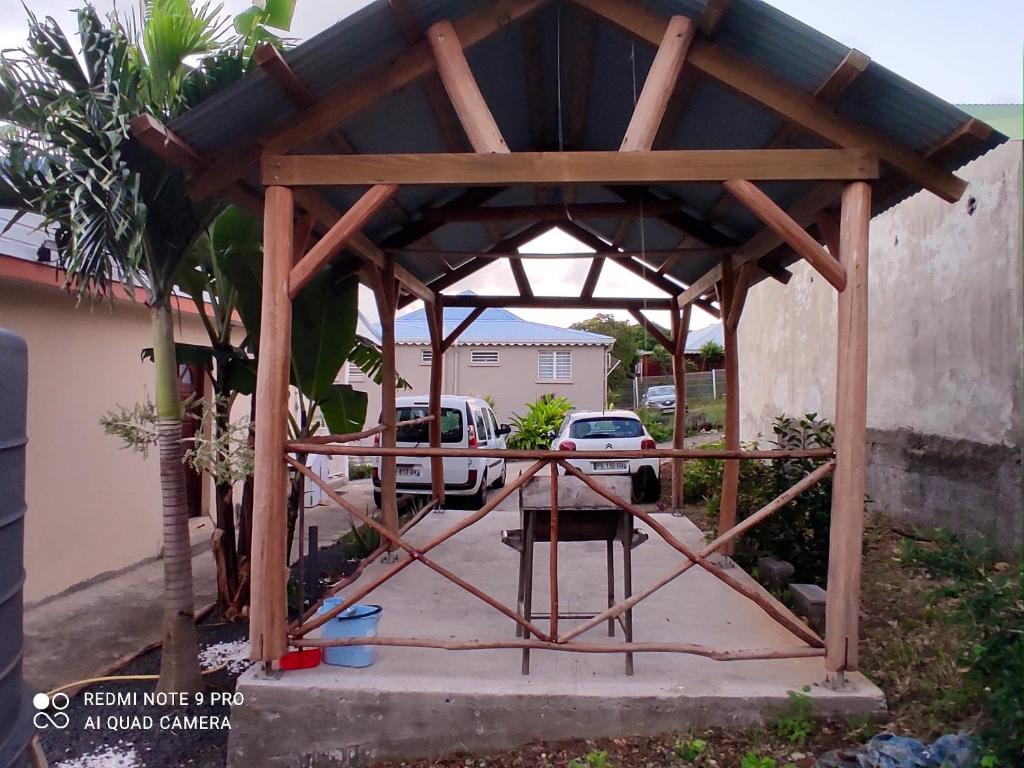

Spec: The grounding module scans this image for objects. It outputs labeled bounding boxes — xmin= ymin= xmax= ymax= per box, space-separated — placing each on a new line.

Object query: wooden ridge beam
xmin=262 ymin=149 xmax=880 ymax=186
xmin=723 ymin=179 xmax=846 ymax=291
xmin=186 ymin=0 xmax=551 ymax=202
xmin=444 ymin=295 xmax=675 ymax=310
xmin=570 ymin=0 xmax=966 ymax=202
xmin=620 ymin=16 xmax=696 ymax=152
xmin=289 ymin=184 xmax=399 ymax=298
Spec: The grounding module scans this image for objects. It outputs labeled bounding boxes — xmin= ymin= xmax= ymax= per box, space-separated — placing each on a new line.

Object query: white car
xmin=372 ymin=395 xmax=509 ymax=508
xmin=550 ymin=410 xmax=661 ymax=503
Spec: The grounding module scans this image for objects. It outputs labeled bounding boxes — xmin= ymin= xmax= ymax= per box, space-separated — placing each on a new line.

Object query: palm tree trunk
xmin=152 ymin=303 xmax=204 ymax=693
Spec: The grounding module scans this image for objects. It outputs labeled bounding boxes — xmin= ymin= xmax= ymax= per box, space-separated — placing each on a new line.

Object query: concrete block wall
xmin=737 ymin=141 xmax=1023 ymax=558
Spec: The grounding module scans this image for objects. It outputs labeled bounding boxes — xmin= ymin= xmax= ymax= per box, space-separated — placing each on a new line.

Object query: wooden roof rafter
xmin=185 ymin=0 xmax=553 ymax=202
xmin=570 ymin=0 xmax=967 ymax=203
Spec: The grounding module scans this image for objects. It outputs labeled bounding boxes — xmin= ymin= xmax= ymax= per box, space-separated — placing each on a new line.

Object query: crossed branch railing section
xmin=285 ymin=442 xmax=836 ymax=661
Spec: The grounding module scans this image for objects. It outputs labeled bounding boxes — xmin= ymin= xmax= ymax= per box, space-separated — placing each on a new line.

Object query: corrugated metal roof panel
xmin=163 ymin=0 xmax=1008 ymax=294
xmin=385 ymin=294 xmax=615 ymax=344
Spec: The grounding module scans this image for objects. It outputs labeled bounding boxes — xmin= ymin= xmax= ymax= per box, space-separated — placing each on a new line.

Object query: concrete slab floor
xmin=230 ymin=500 xmax=885 ymax=767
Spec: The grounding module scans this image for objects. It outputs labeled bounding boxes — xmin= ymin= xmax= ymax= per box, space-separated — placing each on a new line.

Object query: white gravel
xmin=198 ymin=639 xmax=253 ymax=675
xmin=54 ymin=745 xmax=141 ymax=768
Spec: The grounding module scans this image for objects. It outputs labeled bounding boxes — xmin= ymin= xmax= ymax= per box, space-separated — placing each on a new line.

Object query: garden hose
xmin=45 ymin=662 xmax=229 ymax=698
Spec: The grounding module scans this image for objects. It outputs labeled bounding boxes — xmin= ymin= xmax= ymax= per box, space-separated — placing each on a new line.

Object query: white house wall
xmin=352 ymin=344 xmax=610 ymax=426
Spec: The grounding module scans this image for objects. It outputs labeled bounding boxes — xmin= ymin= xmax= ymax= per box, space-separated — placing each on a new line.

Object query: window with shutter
xmin=347 ymin=362 xmax=365 ymax=382
xmin=538 ymin=350 xmax=572 ymax=382
xmin=420 ymin=348 xmax=432 ymax=365
xmin=470 ymin=350 xmax=499 ymax=366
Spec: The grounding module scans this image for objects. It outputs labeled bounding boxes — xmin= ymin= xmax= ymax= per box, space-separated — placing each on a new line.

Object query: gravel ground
xmin=37 ymin=616 xmax=249 ymax=768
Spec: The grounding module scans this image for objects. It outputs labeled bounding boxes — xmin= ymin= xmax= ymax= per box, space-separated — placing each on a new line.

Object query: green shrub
xmin=348 ymin=461 xmax=373 ymax=480
xmin=682 ymin=450 xmax=723 ymax=504
xmin=506 ymin=394 xmax=574 ymax=450
xmin=709 ymin=414 xmax=834 ymax=585
xmin=900 ymin=533 xmax=1024 ymax=764
xmin=637 ymin=407 xmax=673 ymax=443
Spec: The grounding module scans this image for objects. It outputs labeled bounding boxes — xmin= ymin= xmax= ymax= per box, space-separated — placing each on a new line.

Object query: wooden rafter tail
xmin=288 ymin=184 xmax=399 ymax=298
xmin=560 ymin=459 xmax=836 ymax=643
xmin=254 ymin=43 xmax=314 ymax=108
xmin=569 ymin=0 xmax=966 ymax=203
xmin=723 ymin=179 xmax=847 ymax=291
xmin=130 ymin=114 xmax=205 ymax=172
xmin=620 ymin=15 xmax=695 ymax=152
xmin=699 ymin=0 xmax=733 ymax=35
xmin=261 ymin=149 xmax=881 ymax=187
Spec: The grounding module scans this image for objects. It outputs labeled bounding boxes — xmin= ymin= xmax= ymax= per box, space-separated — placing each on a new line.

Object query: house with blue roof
xmin=349 ymin=293 xmax=613 ymax=423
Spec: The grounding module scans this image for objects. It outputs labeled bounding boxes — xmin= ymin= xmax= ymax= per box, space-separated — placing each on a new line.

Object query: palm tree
xmin=0 ymin=2 xmax=288 ymax=692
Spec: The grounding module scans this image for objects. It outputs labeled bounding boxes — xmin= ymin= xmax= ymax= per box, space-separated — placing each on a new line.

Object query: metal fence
xmin=634 ymin=370 xmax=726 ymax=407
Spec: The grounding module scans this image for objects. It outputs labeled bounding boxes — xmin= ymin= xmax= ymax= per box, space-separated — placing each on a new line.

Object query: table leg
xmin=622 ymin=514 xmax=634 ymax=676
xmin=522 ymin=510 xmax=535 ymax=675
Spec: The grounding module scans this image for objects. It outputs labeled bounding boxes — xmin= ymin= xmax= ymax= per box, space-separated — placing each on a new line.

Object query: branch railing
xmin=285 ymin=442 xmax=836 ymax=662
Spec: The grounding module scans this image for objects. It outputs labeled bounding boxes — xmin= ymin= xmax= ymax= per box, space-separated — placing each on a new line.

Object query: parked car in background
xmin=372 ymin=395 xmax=510 ymax=508
xmin=641 ymin=385 xmax=676 ymax=412
xmin=549 ymin=410 xmax=660 ymax=503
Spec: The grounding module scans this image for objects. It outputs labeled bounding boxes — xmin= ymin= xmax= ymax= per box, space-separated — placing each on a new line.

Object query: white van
xmin=372 ymin=395 xmax=510 ymax=508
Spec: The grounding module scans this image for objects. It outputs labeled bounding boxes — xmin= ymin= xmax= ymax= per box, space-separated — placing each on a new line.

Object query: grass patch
xmin=688 ymin=398 xmax=725 ymax=426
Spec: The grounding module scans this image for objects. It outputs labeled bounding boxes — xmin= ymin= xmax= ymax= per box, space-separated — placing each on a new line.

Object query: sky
xmin=2 ymin=0 xmax=1020 ymax=329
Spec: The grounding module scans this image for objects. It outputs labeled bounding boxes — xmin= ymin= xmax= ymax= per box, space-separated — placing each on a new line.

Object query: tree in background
xmin=570 ymin=313 xmax=638 ymax=396
xmin=0 ymin=0 xmax=295 ymax=692
xmin=698 ymin=340 xmax=725 ymax=371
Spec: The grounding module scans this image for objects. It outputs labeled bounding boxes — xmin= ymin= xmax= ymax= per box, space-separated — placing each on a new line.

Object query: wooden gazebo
xmin=132 ymin=0 xmax=1002 ymax=688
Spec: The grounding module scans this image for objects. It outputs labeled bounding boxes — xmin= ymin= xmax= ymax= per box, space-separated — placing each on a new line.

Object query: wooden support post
xmin=718 ymin=256 xmax=740 ymax=554
xmin=250 ymin=186 xmax=294 ymax=662
xmin=825 ymin=181 xmax=871 ymax=683
xmin=375 ymin=259 xmax=401 ymax=550
xmin=669 ymin=303 xmax=691 ymax=510
xmin=426 ymin=298 xmax=446 ymax=505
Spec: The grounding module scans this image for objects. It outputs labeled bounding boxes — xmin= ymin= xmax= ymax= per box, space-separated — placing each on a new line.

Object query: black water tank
xmin=0 ymin=328 xmax=32 ymax=767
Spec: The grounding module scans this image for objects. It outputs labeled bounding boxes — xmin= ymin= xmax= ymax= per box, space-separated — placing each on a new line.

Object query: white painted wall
xmin=738 ymin=141 xmax=1022 ymax=446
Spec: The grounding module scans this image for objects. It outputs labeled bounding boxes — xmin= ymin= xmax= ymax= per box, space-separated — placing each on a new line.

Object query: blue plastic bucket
xmin=317 ymin=600 xmax=383 ymax=668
